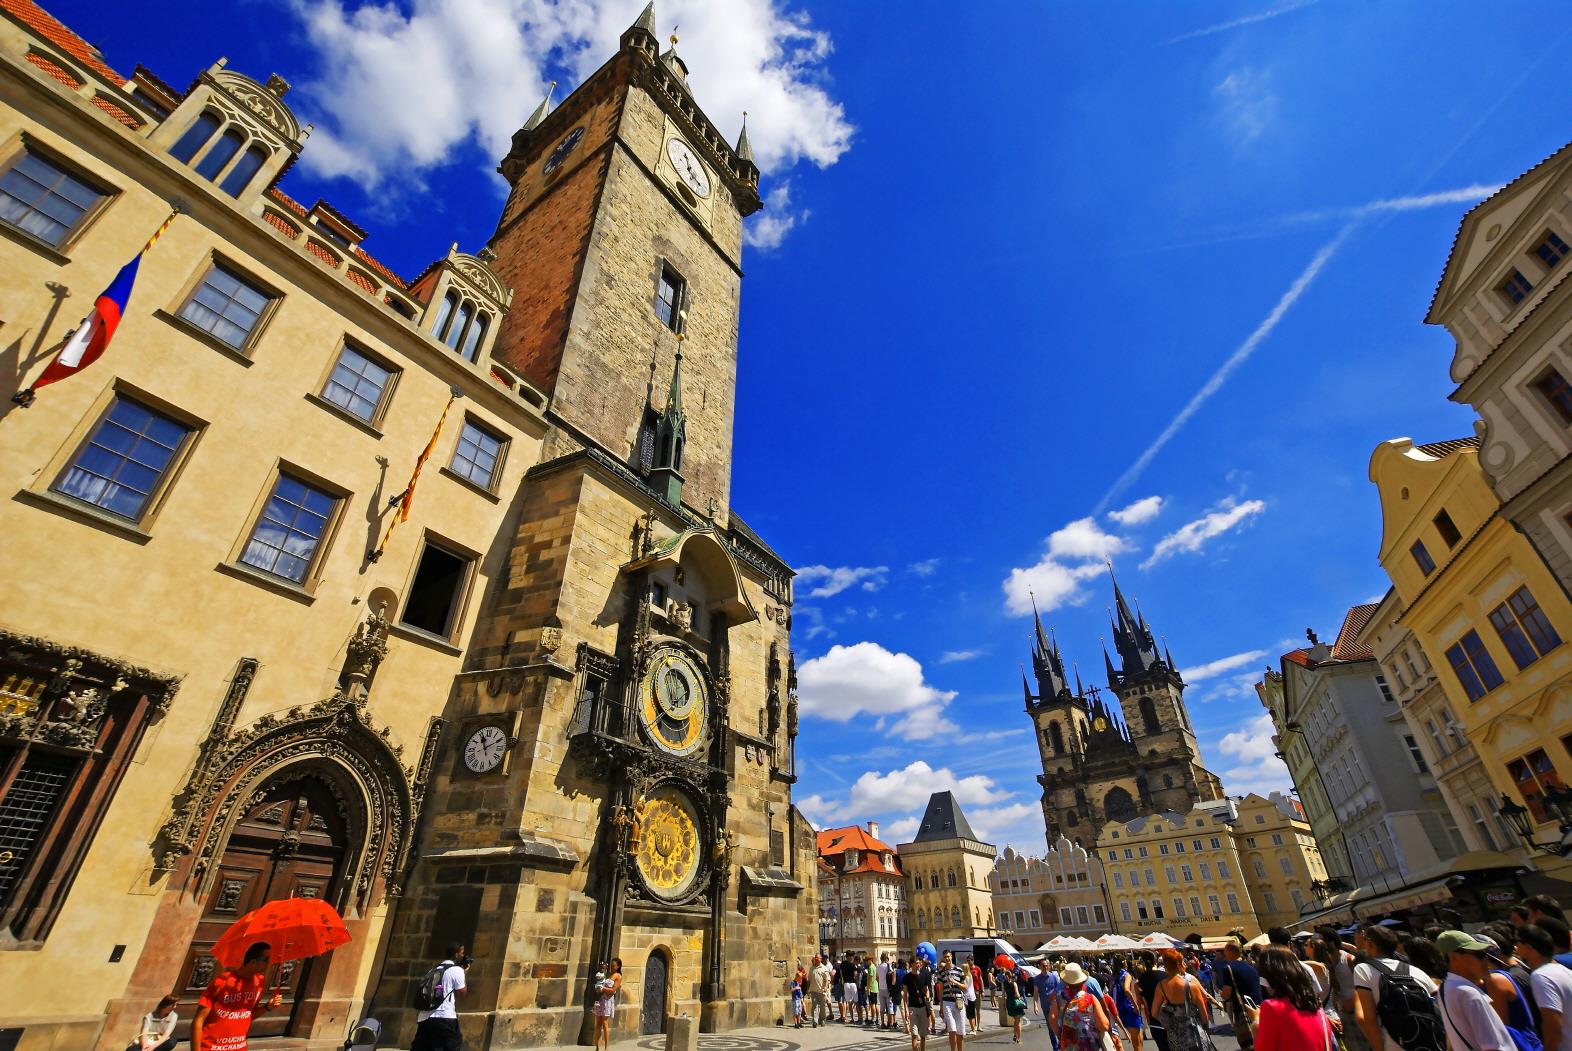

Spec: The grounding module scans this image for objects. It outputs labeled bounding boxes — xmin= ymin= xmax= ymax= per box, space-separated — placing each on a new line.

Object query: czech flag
xmin=29 ymin=254 xmax=141 ymax=393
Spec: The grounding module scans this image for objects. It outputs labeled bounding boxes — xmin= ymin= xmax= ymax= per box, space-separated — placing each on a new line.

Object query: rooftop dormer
xmin=409 ymin=244 xmax=514 ymax=366
xmin=149 ymin=59 xmax=306 ymax=204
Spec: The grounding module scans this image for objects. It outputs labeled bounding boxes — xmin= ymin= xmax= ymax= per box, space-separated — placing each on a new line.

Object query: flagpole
xmin=368 ymin=385 xmax=464 ymax=563
xmin=10 ymin=203 xmax=182 ymax=408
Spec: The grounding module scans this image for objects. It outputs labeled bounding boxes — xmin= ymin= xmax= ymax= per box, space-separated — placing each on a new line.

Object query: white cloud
xmin=795 ymin=564 xmax=888 ymax=598
xmin=908 ymin=558 xmax=941 ymax=577
xmin=1002 ymin=517 xmax=1130 ymax=616
xmin=1141 ymin=499 xmax=1266 ymax=569
xmin=882 ymin=816 xmax=919 ymax=841
xmin=1048 ymin=517 xmax=1129 ymax=561
xmin=1108 ymin=495 xmax=1164 ymax=527
xmin=969 ymin=802 xmax=1045 ymax=849
xmin=1180 ymin=649 xmax=1270 ymax=683
xmin=289 ymin=0 xmax=853 ymax=242
xmin=1162 ymin=0 xmax=1317 ymax=46
xmin=938 ymin=649 xmax=982 ymax=664
xmin=804 ymin=759 xmax=1045 ymax=852
xmin=1216 ymin=712 xmax=1294 ymax=795
xmin=1213 ymin=67 xmax=1277 ymax=149
xmin=796 ymin=643 xmax=957 ymax=740
xmin=743 ymin=179 xmax=807 ymax=250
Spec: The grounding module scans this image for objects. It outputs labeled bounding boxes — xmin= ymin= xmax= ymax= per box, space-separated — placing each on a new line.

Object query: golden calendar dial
xmin=633 ymin=786 xmax=704 ymax=901
xmin=638 ymin=646 xmax=707 ymax=757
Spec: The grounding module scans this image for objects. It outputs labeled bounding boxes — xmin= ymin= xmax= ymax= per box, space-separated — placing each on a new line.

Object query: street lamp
xmin=1497 ymin=792 xmax=1572 ymax=855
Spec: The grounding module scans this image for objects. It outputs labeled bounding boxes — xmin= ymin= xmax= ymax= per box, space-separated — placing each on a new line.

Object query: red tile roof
xmin=817 ymin=825 xmax=904 ymax=876
xmin=2 ymin=0 xmax=122 ymax=83
xmin=1331 ymin=603 xmax=1378 ymax=661
xmin=1282 ymin=649 xmax=1313 ymax=668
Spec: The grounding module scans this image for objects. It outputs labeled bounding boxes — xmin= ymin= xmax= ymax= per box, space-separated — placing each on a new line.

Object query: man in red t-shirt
xmin=190 ymin=942 xmax=283 ymax=1051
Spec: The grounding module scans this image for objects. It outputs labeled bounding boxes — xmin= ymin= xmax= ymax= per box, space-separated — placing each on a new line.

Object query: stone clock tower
xmin=375 ymin=6 xmax=815 ymax=1048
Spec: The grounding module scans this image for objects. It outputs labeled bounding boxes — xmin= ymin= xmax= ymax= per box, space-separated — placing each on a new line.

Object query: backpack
xmin=1371 ymin=960 xmax=1445 ymax=1051
xmin=413 ymin=962 xmax=450 ymax=1011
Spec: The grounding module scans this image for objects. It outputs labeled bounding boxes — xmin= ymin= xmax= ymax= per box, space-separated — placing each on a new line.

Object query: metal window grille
xmin=0 ymin=753 xmax=77 ymax=907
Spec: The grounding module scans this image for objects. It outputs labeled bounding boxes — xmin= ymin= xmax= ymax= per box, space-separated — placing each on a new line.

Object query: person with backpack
xmin=412 ymin=942 xmax=469 ymax=1051
xmin=1353 ymin=923 xmax=1441 ymax=1051
xmin=1516 ymin=925 xmax=1572 ymax=1051
xmin=1477 ymin=931 xmax=1542 ymax=1051
xmin=1435 ymin=931 xmax=1517 ymax=1051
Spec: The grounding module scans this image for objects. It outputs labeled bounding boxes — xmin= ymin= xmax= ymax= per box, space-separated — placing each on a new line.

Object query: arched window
xmin=1049 ymin=721 xmax=1065 ymax=755
xmin=445 ymin=301 xmax=474 ymax=351
xmin=170 ymin=111 xmax=221 ymax=163
xmin=950 ymin=906 xmax=961 ymax=927
xmin=219 ymin=145 xmax=268 ymax=197
xmin=431 ymin=291 xmax=457 ymax=339
xmin=459 ymin=310 xmax=488 ymax=362
xmin=1105 ymin=786 xmax=1136 ymax=823
xmin=917 ymin=910 xmax=926 ymax=930
xmin=194 ymin=128 xmax=245 ymax=181
xmin=1140 ymin=696 xmax=1159 ymax=735
xmin=947 ymin=869 xmax=956 ymax=887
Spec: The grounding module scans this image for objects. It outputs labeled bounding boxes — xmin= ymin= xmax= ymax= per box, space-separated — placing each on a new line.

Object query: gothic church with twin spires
xmin=1025 ymin=577 xmax=1224 ymax=847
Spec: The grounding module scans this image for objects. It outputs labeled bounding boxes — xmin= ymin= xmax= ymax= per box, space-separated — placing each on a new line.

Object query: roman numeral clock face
xmin=639 ymin=647 xmax=708 ymax=756
xmin=463 ymin=725 xmax=508 ymax=773
xmin=666 ymin=139 xmax=710 ymax=198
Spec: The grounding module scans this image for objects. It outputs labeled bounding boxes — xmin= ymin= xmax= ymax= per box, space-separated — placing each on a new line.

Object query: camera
xmin=457 ymin=951 xmax=474 ymax=969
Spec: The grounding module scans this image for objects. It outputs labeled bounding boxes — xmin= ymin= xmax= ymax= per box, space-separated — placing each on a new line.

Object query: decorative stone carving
xmin=211 ymin=69 xmax=301 ymax=142
xmin=0 ymin=629 xmax=179 ymax=751
xmin=450 ymin=256 xmax=510 ymax=306
xmin=214 ymin=879 xmax=244 ymax=913
xmin=189 ymin=956 xmax=217 ymax=989
xmin=538 ymin=626 xmax=563 ymax=654
xmin=343 ymin=605 xmax=390 ymax=699
xmin=668 ymin=601 xmax=693 ymax=633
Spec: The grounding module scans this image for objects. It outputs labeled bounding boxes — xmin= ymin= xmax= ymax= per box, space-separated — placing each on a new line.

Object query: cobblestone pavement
xmin=610 ymin=1014 xmax=1245 ymax=1051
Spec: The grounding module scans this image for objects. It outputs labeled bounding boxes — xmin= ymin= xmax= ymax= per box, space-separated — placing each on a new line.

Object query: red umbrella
xmin=211 ymin=897 xmax=350 ymax=968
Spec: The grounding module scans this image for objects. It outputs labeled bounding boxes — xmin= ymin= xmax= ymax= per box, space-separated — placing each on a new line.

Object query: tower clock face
xmin=463 ymin=725 xmax=508 ymax=773
xmin=666 ymin=139 xmax=711 ymax=198
xmin=634 ymin=785 xmax=704 ymax=901
xmin=544 ymin=127 xmax=585 ymax=175
xmin=639 ymin=646 xmax=708 ymax=756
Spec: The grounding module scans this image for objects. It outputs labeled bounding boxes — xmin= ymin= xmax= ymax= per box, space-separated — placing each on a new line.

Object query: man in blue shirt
xmin=1033 ymin=967 xmax=1062 ymax=1049
xmin=1216 ymin=942 xmax=1261 ymax=1051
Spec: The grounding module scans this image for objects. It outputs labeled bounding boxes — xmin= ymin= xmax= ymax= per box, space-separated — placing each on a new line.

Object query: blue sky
xmin=65 ymin=0 xmax=1572 ymax=852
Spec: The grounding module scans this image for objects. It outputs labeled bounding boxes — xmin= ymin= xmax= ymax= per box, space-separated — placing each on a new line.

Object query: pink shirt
xmin=1256 ymin=998 xmax=1332 ymax=1051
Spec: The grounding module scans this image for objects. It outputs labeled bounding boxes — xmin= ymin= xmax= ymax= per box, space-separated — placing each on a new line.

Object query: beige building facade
xmin=1099 ymin=798 xmax=1258 ymax=941
xmin=900 ymin=792 xmax=999 ymax=942
xmin=1426 ymin=141 xmax=1572 ymax=593
xmin=1234 ymin=793 xmax=1329 ymax=930
xmin=990 ymin=838 xmax=1109 ymax=947
xmin=816 ymin=823 xmax=908 ymax=958
xmin=1371 ymin=435 xmax=1572 ymax=895
xmin=0 ymin=3 xmax=814 ymax=1049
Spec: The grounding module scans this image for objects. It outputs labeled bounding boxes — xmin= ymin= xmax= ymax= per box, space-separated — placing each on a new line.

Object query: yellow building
xmin=1234 ymin=793 xmax=1329 ymax=929
xmin=991 ymin=837 xmax=1110 ymax=946
xmin=1370 ymin=436 xmax=1572 ymax=890
xmin=0 ymin=2 xmax=815 ymax=1048
xmin=1098 ymin=798 xmax=1258 ymax=941
xmin=900 ymin=792 xmax=999 ymax=941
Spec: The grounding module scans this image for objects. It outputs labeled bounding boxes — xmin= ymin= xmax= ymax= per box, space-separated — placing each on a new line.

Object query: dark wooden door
xmin=640 ymin=952 xmax=668 ymax=1035
xmin=173 ymin=777 xmax=347 ymax=1040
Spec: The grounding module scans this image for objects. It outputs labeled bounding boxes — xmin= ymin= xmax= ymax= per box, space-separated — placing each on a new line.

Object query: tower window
xmin=1499 ymin=268 xmax=1534 ymax=306
xmin=1533 ymin=368 xmax=1572 ymax=425
xmin=219 ymin=145 xmax=268 ymax=197
xmin=1049 ymin=721 xmax=1064 ymax=755
xmin=1535 ymin=230 xmax=1569 ymax=270
xmin=656 ymin=264 xmax=685 ymax=331
xmin=169 ymin=111 xmax=221 ymax=163
xmin=1444 ymin=629 xmax=1504 ymax=702
xmin=1139 ymin=696 xmax=1159 ymax=735
xmin=194 ymin=128 xmax=246 ymax=182
xmin=0 ymin=148 xmax=108 ymax=248
xmin=53 ymin=395 xmax=194 ymax=521
xmin=177 ymin=262 xmax=274 ymax=352
xmin=1433 ymin=509 xmax=1462 ymax=548
xmin=1410 ymin=539 xmax=1437 ymax=576
xmin=401 ymin=539 xmax=475 ymax=640
xmin=1488 ymin=586 xmax=1562 ymax=670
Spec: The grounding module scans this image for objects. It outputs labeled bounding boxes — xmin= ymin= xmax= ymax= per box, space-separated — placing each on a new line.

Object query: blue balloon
xmin=917 ymin=941 xmax=937 ymax=964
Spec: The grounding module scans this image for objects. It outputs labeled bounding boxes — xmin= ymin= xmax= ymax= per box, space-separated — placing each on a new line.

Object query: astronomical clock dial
xmin=639 ymin=646 xmax=707 ymax=757
xmin=543 ymin=126 xmax=585 ymax=175
xmin=634 ymin=786 xmax=704 ymax=901
xmin=463 ymin=725 xmax=508 ymax=773
xmin=665 ymin=138 xmax=711 ymax=198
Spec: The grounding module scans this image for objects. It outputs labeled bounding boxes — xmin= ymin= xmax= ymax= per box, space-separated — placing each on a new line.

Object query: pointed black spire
xmin=649 ymin=345 xmax=687 ymax=506
xmin=1104 ymin=642 xmax=1119 ymax=687
xmin=632 ymin=1 xmax=655 ymax=33
xmin=1029 ymin=593 xmax=1070 ymax=700
xmin=735 ymin=111 xmax=754 ymax=164
xmin=1109 ymin=565 xmax=1160 ymax=680
xmin=1022 ymin=666 xmax=1034 ymax=710
xmin=621 ymin=2 xmax=657 ymax=53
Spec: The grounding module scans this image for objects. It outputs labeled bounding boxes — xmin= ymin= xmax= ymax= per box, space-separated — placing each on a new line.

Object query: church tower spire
xmin=1029 ymin=594 xmax=1070 ymax=701
xmin=1108 ymin=565 xmax=1160 ymax=681
xmin=649 ymin=344 xmax=687 ymax=506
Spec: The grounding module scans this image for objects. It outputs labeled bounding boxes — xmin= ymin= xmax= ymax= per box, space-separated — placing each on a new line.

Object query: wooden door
xmin=173 ymin=777 xmax=348 ymax=1040
xmin=640 ymin=952 xmax=668 ymax=1035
